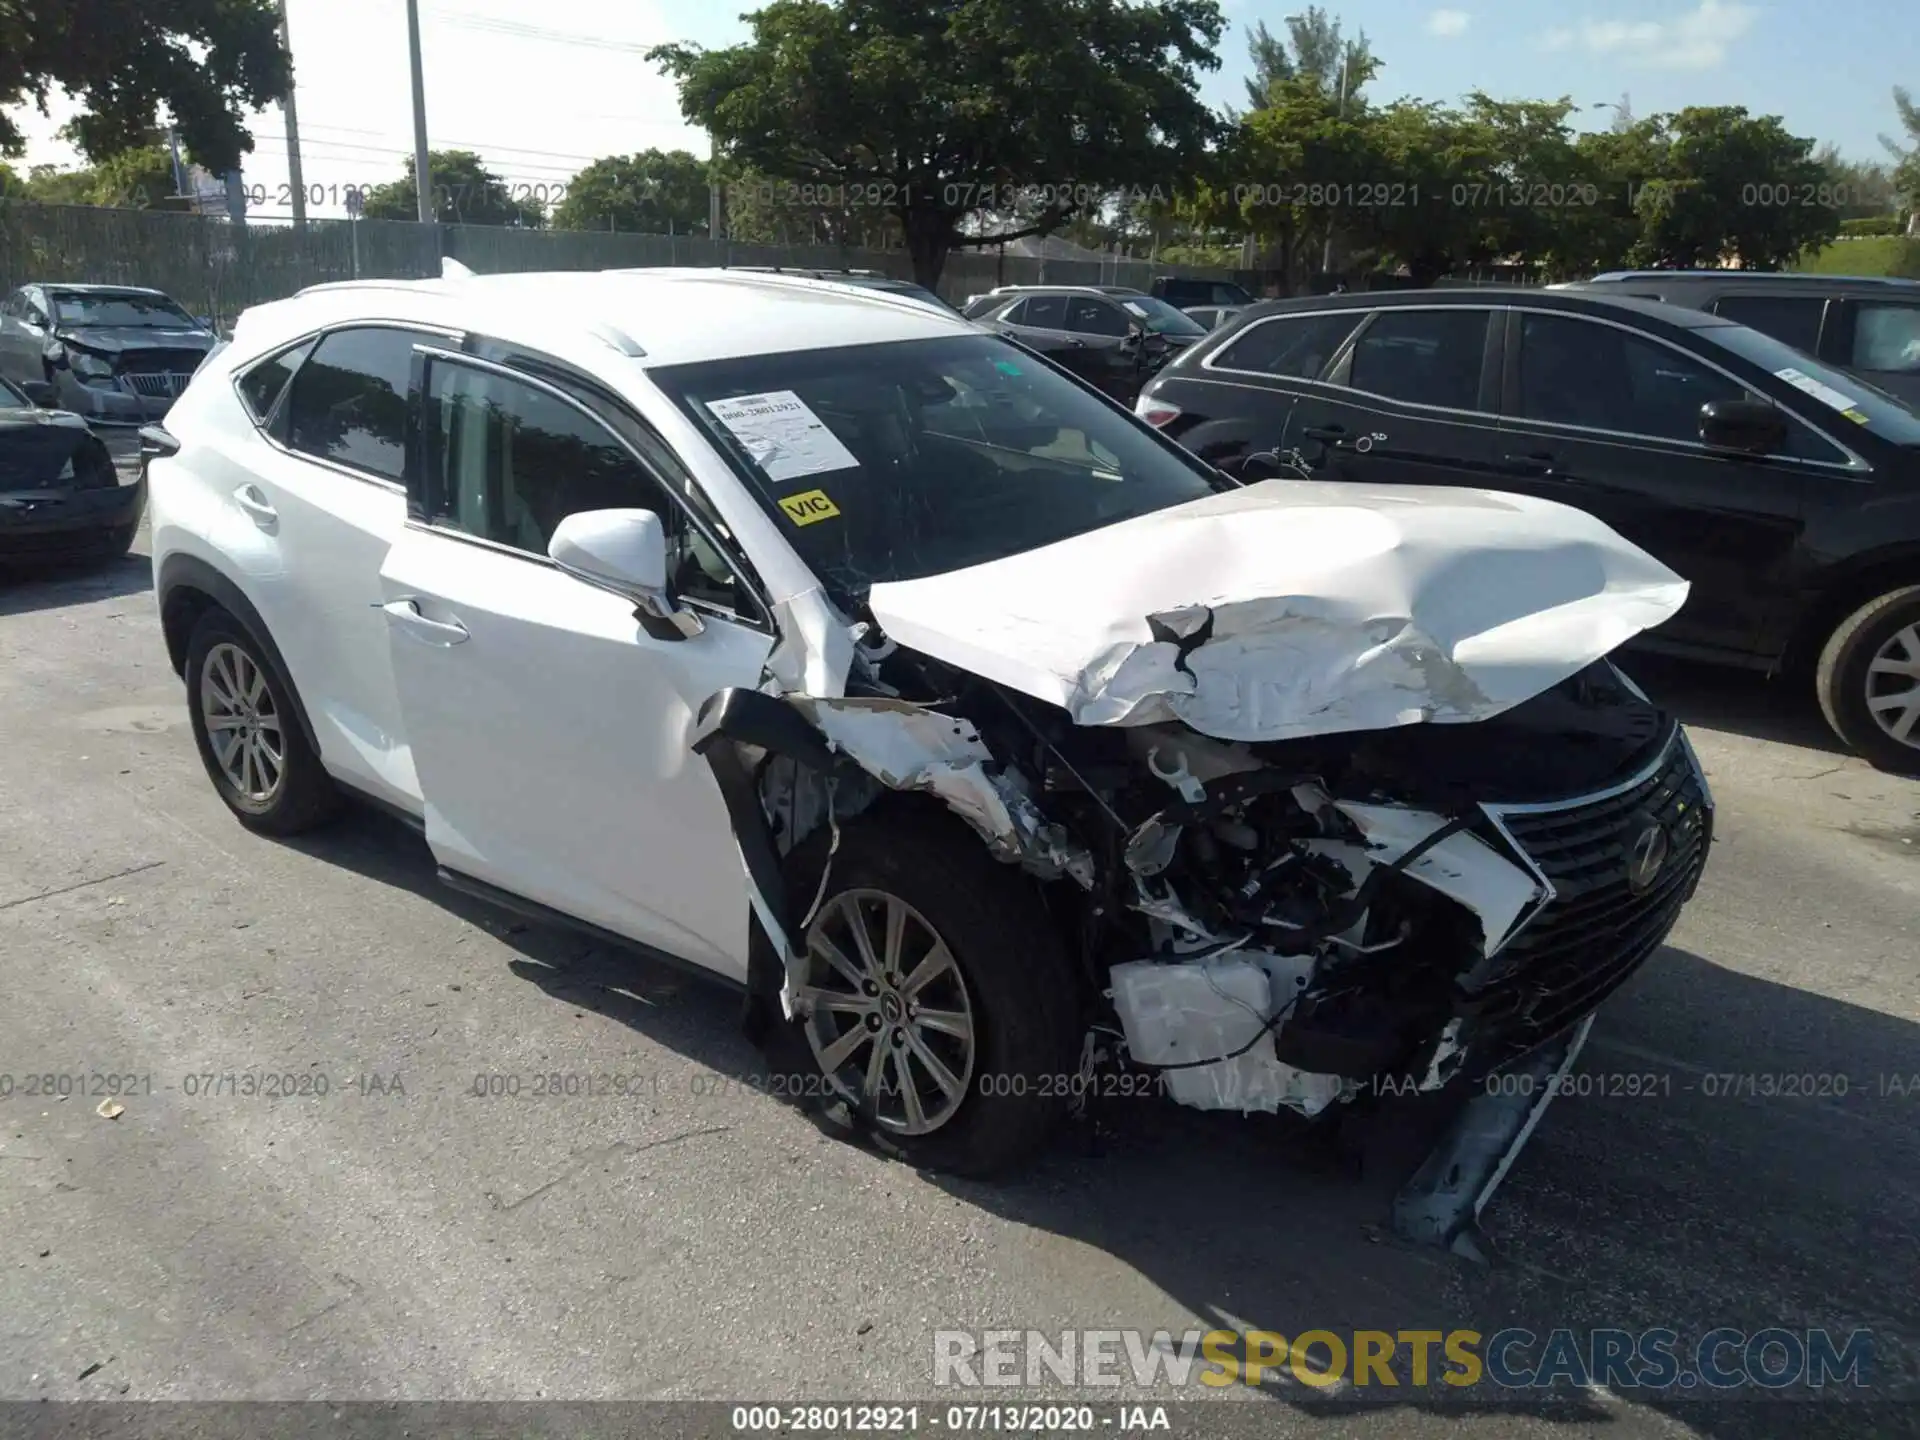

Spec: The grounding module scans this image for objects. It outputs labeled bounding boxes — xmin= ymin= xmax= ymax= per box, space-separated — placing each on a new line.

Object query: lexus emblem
xmin=1626 ymin=821 xmax=1671 ymax=894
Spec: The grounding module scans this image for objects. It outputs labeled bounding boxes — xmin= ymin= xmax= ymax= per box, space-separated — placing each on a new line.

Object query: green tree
xmin=1343 ymin=100 xmax=1502 ymax=285
xmin=1812 ymin=144 xmax=1896 ymax=223
xmin=721 ymin=165 xmax=899 ymax=246
xmin=1630 ymin=107 xmax=1838 ymax=269
xmin=551 ymin=149 xmax=711 ymax=233
xmin=1239 ymin=7 xmax=1372 ymax=112
xmin=649 ymin=0 xmax=1226 ymax=287
xmin=0 ymin=0 xmax=287 ymax=172
xmin=361 ymin=150 xmax=544 ymax=227
xmin=10 ymin=142 xmax=181 ymax=208
xmin=1881 ymin=87 xmax=1920 ymax=221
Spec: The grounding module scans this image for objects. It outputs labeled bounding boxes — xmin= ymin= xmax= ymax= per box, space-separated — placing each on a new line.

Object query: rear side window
xmin=1018 ymin=295 xmax=1068 ymax=329
xmin=284 ymin=327 xmax=432 ymax=480
xmin=1516 ymin=312 xmax=1742 ymax=441
xmin=1711 ymin=295 xmax=1826 ymax=354
xmin=1346 ymin=309 xmax=1490 ymax=410
xmin=1065 ymin=297 xmax=1129 ymax=336
xmin=1214 ymin=311 xmax=1363 ymax=379
xmin=236 ymin=339 xmax=314 ymax=422
xmin=1851 ymin=303 xmax=1920 ymax=374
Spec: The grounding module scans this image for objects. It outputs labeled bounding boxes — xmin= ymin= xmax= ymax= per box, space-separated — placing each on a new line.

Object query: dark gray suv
xmin=1563 ymin=271 xmax=1920 ymax=406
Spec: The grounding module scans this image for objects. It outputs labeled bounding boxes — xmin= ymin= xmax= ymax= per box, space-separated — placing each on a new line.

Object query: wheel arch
xmin=1782 ymin=545 xmax=1920 ymax=676
xmin=156 ymin=552 xmax=324 ymax=757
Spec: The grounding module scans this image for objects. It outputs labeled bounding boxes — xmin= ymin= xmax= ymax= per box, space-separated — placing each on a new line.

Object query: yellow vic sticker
xmin=779 ymin=489 xmax=842 ymax=526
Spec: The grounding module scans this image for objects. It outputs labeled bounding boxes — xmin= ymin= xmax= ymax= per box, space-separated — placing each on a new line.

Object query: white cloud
xmin=1425 ymin=9 xmax=1472 ymax=37
xmin=1536 ymin=0 xmax=1756 ymax=71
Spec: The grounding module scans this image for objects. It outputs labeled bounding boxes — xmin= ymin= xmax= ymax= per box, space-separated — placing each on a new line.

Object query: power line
xmin=426 ymin=11 xmax=657 ymax=52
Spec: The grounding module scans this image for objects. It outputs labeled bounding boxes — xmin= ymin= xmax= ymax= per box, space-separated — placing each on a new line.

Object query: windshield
xmin=651 ymin=334 xmax=1229 ymax=601
xmin=1114 ymin=294 xmax=1207 ymax=338
xmin=1702 ymin=322 xmax=1920 ymax=446
xmin=49 ymin=291 xmax=198 ymax=330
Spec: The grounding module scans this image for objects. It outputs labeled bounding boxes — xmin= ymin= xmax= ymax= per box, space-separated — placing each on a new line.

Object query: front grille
xmin=123 ymin=372 xmax=189 ymax=398
xmin=1465 ymin=729 xmax=1710 ymax=1053
xmin=118 ymin=349 xmax=205 ymax=375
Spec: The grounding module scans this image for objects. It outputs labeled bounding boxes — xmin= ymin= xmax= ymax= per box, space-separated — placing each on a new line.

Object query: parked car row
xmin=1134 ymin=283 xmax=1920 ymax=771
xmin=128 ymin=262 xmax=1719 ymax=1217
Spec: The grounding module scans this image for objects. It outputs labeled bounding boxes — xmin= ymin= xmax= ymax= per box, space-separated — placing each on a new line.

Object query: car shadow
xmin=0 ymin=551 xmax=153 ymax=616
xmin=1618 ymin=651 xmax=1848 ymax=758
xmin=282 ymin=811 xmax=1918 ymax=1437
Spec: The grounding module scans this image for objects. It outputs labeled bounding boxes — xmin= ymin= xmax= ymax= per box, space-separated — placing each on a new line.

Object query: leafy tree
xmin=361 ymin=150 xmax=544 ymax=227
xmin=1629 ymin=107 xmax=1837 ymax=269
xmin=1342 ymin=101 xmax=1503 ymax=285
xmin=719 ymin=164 xmax=899 ymax=246
xmin=7 ymin=143 xmax=180 ymax=208
xmin=551 ymin=149 xmax=711 ymax=233
xmin=1812 ymin=144 xmax=1897 ymax=223
xmin=1881 ymin=87 xmax=1920 ymax=220
xmin=650 ymin=0 xmax=1226 ymax=287
xmin=1240 ymin=7 xmax=1372 ymax=112
xmin=0 ymin=0 xmax=288 ymax=172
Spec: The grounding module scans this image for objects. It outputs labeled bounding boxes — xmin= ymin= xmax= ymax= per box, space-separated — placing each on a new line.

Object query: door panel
xmin=1494 ymin=308 xmax=1810 ymax=656
xmin=379 ymin=528 xmax=773 ymax=976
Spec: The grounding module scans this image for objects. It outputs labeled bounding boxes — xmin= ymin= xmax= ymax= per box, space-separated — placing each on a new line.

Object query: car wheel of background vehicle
xmin=757 ymin=806 xmax=1082 ymax=1177
xmin=1816 ymin=584 xmax=1920 ymax=775
xmin=184 ymin=608 xmax=344 ymax=834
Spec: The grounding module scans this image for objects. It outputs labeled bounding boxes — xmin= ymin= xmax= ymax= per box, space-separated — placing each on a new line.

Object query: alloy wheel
xmin=798 ymin=888 xmax=977 ymax=1136
xmin=201 ymin=642 xmax=286 ymax=804
xmin=1865 ymin=622 xmax=1920 ymax=750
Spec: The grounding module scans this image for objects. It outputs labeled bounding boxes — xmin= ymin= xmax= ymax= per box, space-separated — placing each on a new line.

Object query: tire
xmin=1815 ymin=584 xmax=1920 ymax=775
xmin=756 ymin=805 xmax=1082 ymax=1177
xmin=184 ymin=608 xmax=344 ymax=834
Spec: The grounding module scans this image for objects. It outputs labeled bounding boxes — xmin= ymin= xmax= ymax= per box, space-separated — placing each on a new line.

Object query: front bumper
xmin=0 ymin=477 xmax=146 ymax=562
xmin=53 ymin=373 xmax=181 ymax=425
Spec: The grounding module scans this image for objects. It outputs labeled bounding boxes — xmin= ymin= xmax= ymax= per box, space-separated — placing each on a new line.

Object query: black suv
xmin=1135 ymin=288 xmax=1920 ymax=771
xmin=1150 ymin=275 xmax=1255 ymax=310
xmin=961 ymin=285 xmax=1209 ymax=402
xmin=1562 ymin=270 xmax=1920 ymax=406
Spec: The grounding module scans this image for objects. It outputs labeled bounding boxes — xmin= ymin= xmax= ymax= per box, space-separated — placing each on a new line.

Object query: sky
xmin=4 ymin=0 xmax=1918 ymax=222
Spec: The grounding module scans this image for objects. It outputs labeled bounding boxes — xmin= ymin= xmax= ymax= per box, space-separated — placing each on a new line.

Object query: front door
xmin=1492 ymin=308 xmax=1818 ymax=657
xmin=382 ymin=350 xmax=774 ymax=976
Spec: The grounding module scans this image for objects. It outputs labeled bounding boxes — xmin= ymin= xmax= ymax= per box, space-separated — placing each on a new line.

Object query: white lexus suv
xmin=146 ymin=265 xmax=1711 ymax=1206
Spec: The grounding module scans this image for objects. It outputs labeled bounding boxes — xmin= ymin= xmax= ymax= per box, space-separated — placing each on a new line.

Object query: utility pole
xmin=707 ymin=129 xmax=722 ymax=240
xmin=1320 ymin=46 xmax=1350 ymax=285
xmin=406 ymin=0 xmax=434 ymax=224
xmin=278 ymin=0 xmax=307 ymax=228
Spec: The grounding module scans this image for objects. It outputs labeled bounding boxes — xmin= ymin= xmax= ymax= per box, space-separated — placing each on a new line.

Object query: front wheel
xmin=759 ymin=808 xmax=1082 ymax=1177
xmin=1816 ymin=585 xmax=1920 ymax=775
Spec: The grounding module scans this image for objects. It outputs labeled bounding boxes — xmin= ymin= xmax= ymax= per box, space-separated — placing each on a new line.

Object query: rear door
xmin=241 ymin=322 xmax=453 ymax=811
xmin=1149 ymin=308 xmax=1366 ymax=475
xmin=0 ymin=289 xmax=48 ymax=386
xmin=1290 ymin=305 xmax=1505 ymax=489
xmin=1493 ymin=307 xmax=1831 ymax=657
xmin=1060 ymin=294 xmax=1142 ymax=398
xmin=379 ymin=347 xmax=774 ymax=975
xmin=1830 ymin=297 xmax=1920 ymax=407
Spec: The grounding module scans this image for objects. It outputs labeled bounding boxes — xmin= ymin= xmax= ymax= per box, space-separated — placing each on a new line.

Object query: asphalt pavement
xmin=1 ymin=517 xmax=1916 ymax=1440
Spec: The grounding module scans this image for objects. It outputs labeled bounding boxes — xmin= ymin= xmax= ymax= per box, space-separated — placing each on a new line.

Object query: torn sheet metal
xmin=764 ymin=587 xmax=857 ymax=698
xmin=1318 ymin=801 xmax=1545 ymax=958
xmin=790 ymin=696 xmax=1095 ymax=887
xmin=1109 ymin=952 xmax=1344 ymax=1116
xmin=865 ymin=478 xmax=1689 ymax=743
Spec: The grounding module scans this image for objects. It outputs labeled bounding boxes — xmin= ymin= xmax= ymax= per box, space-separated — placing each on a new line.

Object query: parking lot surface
xmin=2 ymin=519 xmax=1916 ymax=1440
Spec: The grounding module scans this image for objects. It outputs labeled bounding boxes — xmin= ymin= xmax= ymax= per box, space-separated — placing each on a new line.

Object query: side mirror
xmin=19 ymin=379 xmax=58 ymax=408
xmin=547 ymin=508 xmax=702 ymax=641
xmin=1699 ymin=399 xmax=1788 ymax=455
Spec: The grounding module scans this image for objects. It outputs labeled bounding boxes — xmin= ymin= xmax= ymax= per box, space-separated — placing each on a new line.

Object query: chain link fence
xmin=0 ymin=203 xmax=1242 ymax=328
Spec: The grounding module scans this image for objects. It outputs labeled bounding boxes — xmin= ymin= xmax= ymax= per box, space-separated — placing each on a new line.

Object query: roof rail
xmin=293 ymin=277 xmax=442 ymax=299
xmin=1590 ymin=268 xmax=1920 ymax=286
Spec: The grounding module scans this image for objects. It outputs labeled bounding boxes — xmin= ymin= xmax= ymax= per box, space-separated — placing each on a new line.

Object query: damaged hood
xmin=865 ymin=479 xmax=1688 ymax=743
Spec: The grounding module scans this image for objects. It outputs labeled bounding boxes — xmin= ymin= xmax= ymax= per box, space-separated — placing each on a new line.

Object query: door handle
xmin=1300 ymin=424 xmax=1350 ymax=448
xmin=381 ymin=598 xmax=470 ymax=645
xmin=1502 ymin=451 xmax=1560 ymax=478
xmin=233 ymin=484 xmax=277 ymax=526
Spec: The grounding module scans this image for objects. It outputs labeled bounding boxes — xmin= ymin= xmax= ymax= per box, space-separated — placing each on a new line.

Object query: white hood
xmin=864 ymin=479 xmax=1689 ymax=743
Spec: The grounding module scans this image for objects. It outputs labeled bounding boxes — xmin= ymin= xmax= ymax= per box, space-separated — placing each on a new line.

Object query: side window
xmin=1064 ymin=298 xmax=1129 ymax=337
xmin=424 ymin=363 xmax=746 ymax=612
xmin=23 ymin=293 xmax=49 ymax=327
xmin=1020 ymin=295 xmax=1068 ymax=330
xmin=284 ymin=327 xmax=427 ymax=479
xmin=1215 ymin=312 xmax=1363 ymax=379
xmin=1851 ymin=304 xmax=1920 ymax=375
xmin=1516 ymin=313 xmax=1747 ymax=444
xmin=237 ymin=338 xmax=315 ymax=423
xmin=1711 ymin=295 xmax=1826 ymax=354
xmin=1346 ymin=309 xmax=1489 ymax=410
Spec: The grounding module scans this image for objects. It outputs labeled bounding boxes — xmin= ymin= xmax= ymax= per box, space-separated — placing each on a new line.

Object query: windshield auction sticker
xmin=706 ymin=390 xmax=861 ymax=481
xmin=1774 ymin=367 xmax=1870 ymax=424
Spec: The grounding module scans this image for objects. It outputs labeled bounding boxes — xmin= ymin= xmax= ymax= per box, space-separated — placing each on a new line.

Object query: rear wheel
xmin=185 ymin=609 xmax=344 ymax=834
xmin=758 ymin=808 xmax=1082 ymax=1176
xmin=1816 ymin=585 xmax=1920 ymax=775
